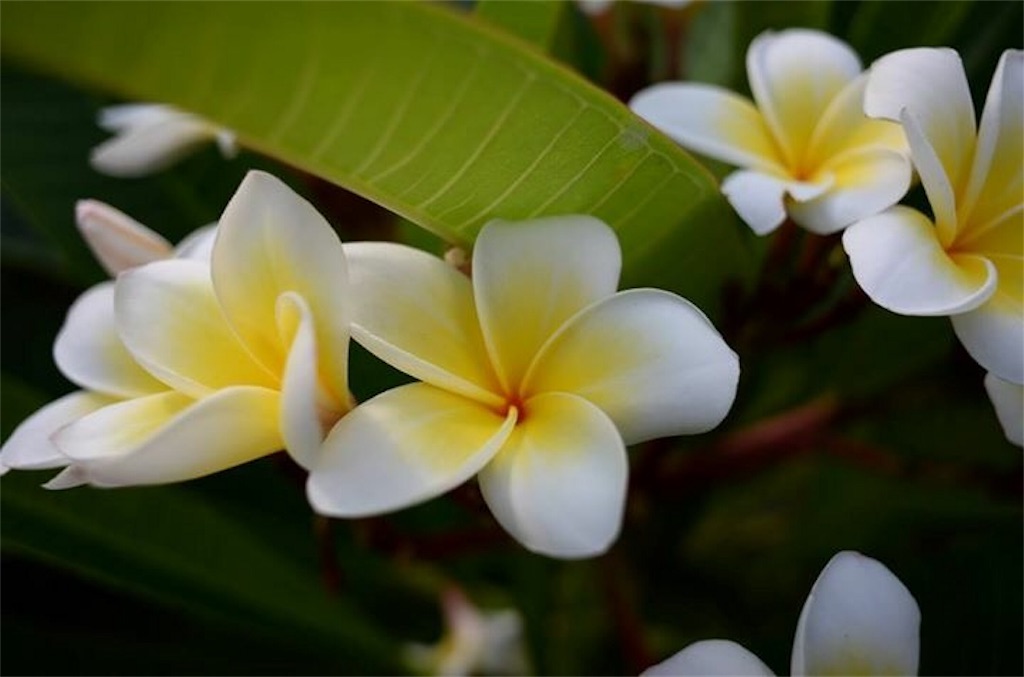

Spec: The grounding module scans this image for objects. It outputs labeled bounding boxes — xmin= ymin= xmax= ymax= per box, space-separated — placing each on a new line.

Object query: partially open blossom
xmin=404 ymin=587 xmax=529 ymax=677
xmin=1 ymin=171 xmax=351 ymax=487
xmin=91 ymin=103 xmax=236 ymax=177
xmin=308 ymin=215 xmax=739 ymax=558
xmin=643 ymin=551 xmax=920 ymax=676
xmin=843 ymin=49 xmax=1023 ymax=390
xmin=985 ymin=373 xmax=1023 ymax=447
xmin=75 ymin=198 xmax=217 ymax=275
xmin=630 ymin=29 xmax=910 ymax=235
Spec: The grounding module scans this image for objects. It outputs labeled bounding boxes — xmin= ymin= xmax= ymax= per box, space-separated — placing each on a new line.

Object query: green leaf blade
xmin=1 ymin=1 xmax=746 ymax=309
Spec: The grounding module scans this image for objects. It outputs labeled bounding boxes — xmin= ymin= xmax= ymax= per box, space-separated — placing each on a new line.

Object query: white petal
xmin=75 ymin=199 xmax=173 ymax=275
xmin=843 ymin=206 xmax=997 ymax=316
xmin=97 ymin=103 xmax=177 ymax=132
xmin=115 ymin=259 xmax=278 ymax=397
xmin=172 ymin=224 xmax=218 ymax=262
xmin=721 ymin=170 xmax=831 ymax=235
xmin=864 ymin=48 xmax=975 ymax=242
xmin=478 ymin=392 xmax=627 ymax=559
xmin=791 ymin=551 xmax=919 ymax=676
xmin=344 ymin=241 xmax=503 ymax=407
xmin=212 ymin=170 xmax=350 ymax=405
xmin=54 ymin=282 xmax=167 ymax=398
xmin=747 ymin=29 xmax=862 ymax=168
xmin=308 ymin=383 xmax=516 ymax=518
xmin=643 ymin=640 xmax=776 ymax=677
xmin=525 ymin=289 xmax=739 ymax=444
xmin=951 ymin=293 xmax=1024 ymax=384
xmin=984 ymin=372 xmax=1023 ymax=447
xmin=43 ymin=466 xmax=89 ymax=490
xmin=960 ymin=50 xmax=1024 ymax=235
xmin=629 ymin=83 xmax=783 ymax=173
xmin=278 ymin=292 xmax=346 ymax=469
xmin=53 ymin=387 xmax=283 ymax=486
xmin=473 ymin=216 xmax=621 ymax=392
xmin=0 ymin=391 xmax=114 ymax=470
xmin=90 ymin=115 xmax=217 ymax=177
xmin=805 ymin=74 xmax=909 ymax=166
xmin=788 ymin=148 xmax=912 ymax=235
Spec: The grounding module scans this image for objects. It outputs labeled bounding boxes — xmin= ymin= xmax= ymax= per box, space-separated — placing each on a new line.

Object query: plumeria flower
xmin=307 ymin=215 xmax=739 ymax=558
xmin=984 ymin=373 xmax=1023 ymax=447
xmin=643 ymin=551 xmax=921 ymax=676
xmin=630 ymin=29 xmax=911 ymax=236
xmin=1 ymin=171 xmax=351 ymax=487
xmin=577 ymin=0 xmax=692 ymax=16
xmin=91 ymin=103 xmax=236 ymax=177
xmin=0 ymin=200 xmax=216 ymax=479
xmin=404 ymin=587 xmax=530 ymax=677
xmin=843 ymin=49 xmax=1023 ymax=393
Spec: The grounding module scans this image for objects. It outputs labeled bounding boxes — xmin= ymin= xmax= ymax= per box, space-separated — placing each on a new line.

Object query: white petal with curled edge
xmin=525 ymin=289 xmax=739 ymax=444
xmin=308 ymin=383 xmax=516 ymax=518
xmin=951 ymin=293 xmax=1024 ymax=384
xmin=629 ymin=83 xmax=783 ymax=173
xmin=642 ymin=640 xmax=776 ymax=676
xmin=984 ymin=372 xmax=1023 ymax=447
xmin=213 ymin=170 xmax=350 ymax=404
xmin=0 ymin=391 xmax=115 ymax=470
xmin=473 ymin=216 xmax=621 ymax=392
xmin=54 ymin=282 xmax=167 ymax=398
xmin=791 ymin=551 xmax=919 ymax=676
xmin=116 ymin=260 xmax=278 ymax=398
xmin=789 ymin=147 xmax=912 ymax=235
xmin=75 ymin=199 xmax=173 ymax=275
xmin=898 ymin=108 xmax=959 ymax=245
xmin=173 ymin=224 xmax=218 ymax=262
xmin=960 ymin=50 xmax=1024 ymax=233
xmin=721 ymin=170 xmax=831 ymax=235
xmin=843 ymin=206 xmax=997 ymax=316
xmin=746 ymin=29 xmax=862 ymax=168
xmin=278 ymin=292 xmax=345 ymax=470
xmin=43 ymin=465 xmax=89 ymax=490
xmin=864 ymin=48 xmax=975 ymax=204
xmin=90 ymin=115 xmax=217 ymax=178
xmin=53 ymin=387 xmax=283 ymax=486
xmin=344 ymin=242 xmax=504 ymax=407
xmin=478 ymin=392 xmax=627 ymax=559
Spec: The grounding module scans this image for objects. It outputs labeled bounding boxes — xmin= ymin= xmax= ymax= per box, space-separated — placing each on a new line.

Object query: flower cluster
xmin=0 ymin=170 xmax=739 ymax=559
xmin=632 ymin=31 xmax=1022 ymax=446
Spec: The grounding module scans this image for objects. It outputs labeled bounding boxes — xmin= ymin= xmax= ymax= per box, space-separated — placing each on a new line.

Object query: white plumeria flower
xmin=1 ymin=171 xmax=352 ymax=487
xmin=404 ymin=587 xmax=530 ymax=677
xmin=843 ymin=49 xmax=1023 ymax=389
xmin=0 ymin=201 xmax=216 ymax=479
xmin=307 ymin=215 xmax=739 ymax=559
xmin=91 ymin=103 xmax=236 ymax=177
xmin=643 ymin=551 xmax=921 ymax=676
xmin=984 ymin=373 xmax=1023 ymax=447
xmin=577 ymin=0 xmax=692 ymax=16
xmin=630 ymin=29 xmax=911 ymax=236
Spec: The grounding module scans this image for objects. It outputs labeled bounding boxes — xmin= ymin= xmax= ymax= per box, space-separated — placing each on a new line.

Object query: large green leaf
xmin=1 ymin=1 xmax=749 ymax=310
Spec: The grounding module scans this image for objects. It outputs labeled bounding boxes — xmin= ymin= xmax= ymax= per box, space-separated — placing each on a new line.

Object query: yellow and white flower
xmin=308 ymin=215 xmax=739 ymax=559
xmin=404 ymin=587 xmax=529 ymax=677
xmin=630 ymin=29 xmax=910 ymax=235
xmin=91 ymin=103 xmax=236 ymax=177
xmin=643 ymin=551 xmax=920 ymax=676
xmin=842 ymin=49 xmax=1023 ymax=435
xmin=1 ymin=171 xmax=352 ymax=486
